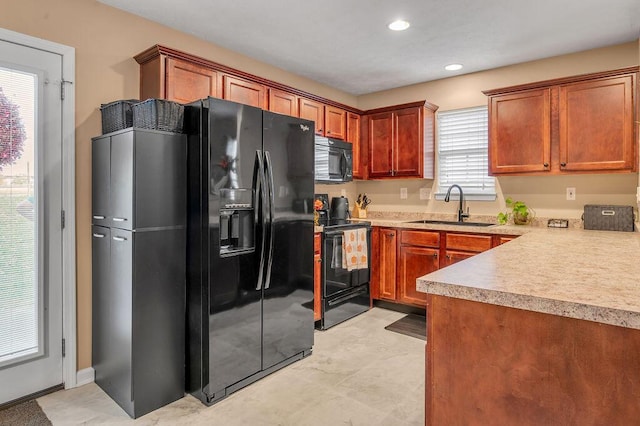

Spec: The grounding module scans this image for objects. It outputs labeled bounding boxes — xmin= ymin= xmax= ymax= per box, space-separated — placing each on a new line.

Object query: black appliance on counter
xmin=319 ymin=221 xmax=371 ymax=330
xmin=314 ymin=135 xmax=353 ymax=183
xmin=91 ymin=128 xmax=186 ymax=418
xmin=185 ymin=97 xmax=315 ymax=405
xmin=330 ymin=196 xmax=351 ymax=220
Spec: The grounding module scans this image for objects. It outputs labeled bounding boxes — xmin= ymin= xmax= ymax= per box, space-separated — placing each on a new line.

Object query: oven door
xmin=322 ymin=228 xmax=370 ymax=299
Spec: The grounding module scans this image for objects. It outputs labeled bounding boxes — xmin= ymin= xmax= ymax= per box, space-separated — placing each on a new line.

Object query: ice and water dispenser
xmin=219 ymin=188 xmax=254 ymax=256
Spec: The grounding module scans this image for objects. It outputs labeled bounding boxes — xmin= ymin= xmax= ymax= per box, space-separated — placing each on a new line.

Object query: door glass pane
xmin=0 ymin=67 xmax=38 ymax=365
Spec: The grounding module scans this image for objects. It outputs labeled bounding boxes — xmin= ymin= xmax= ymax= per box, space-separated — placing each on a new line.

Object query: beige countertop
xmin=417 ymin=227 xmax=640 ymax=330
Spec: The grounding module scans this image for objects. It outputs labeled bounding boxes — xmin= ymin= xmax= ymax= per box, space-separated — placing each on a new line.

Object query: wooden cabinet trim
xmin=483 ymin=66 xmax=639 ymax=96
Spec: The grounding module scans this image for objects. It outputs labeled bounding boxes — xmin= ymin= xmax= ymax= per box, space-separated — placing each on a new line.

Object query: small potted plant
xmin=497 ymin=197 xmax=534 ymax=225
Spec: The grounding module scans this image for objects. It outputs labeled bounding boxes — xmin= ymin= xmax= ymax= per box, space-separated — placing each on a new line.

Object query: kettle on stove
xmin=330 ymin=196 xmax=351 ymax=220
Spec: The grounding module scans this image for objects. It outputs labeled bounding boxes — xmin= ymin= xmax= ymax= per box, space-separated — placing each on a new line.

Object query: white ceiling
xmin=99 ymin=0 xmax=640 ymax=95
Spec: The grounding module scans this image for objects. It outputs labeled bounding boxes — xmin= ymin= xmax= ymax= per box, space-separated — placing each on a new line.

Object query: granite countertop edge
xmin=416 ymin=229 xmax=640 ymax=330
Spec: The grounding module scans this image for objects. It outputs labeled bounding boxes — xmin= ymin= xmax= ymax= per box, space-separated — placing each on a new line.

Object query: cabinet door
xmin=378 ymin=228 xmax=397 ymax=301
xmin=91 ymin=136 xmax=110 ymax=227
xmin=347 ymin=112 xmax=363 ymax=179
xmin=368 ymin=112 xmax=394 ymax=178
xmin=110 ymin=131 xmax=134 ymax=230
xmin=166 ymin=57 xmax=219 ymax=103
xmin=268 ymin=88 xmax=298 ymax=116
xmin=223 ymin=75 xmax=267 ymax=108
xmin=109 ymin=228 xmax=133 ymax=403
xmin=559 ymin=75 xmax=635 ymax=172
xmin=443 ymin=250 xmax=475 ymax=267
xmin=313 ymin=233 xmax=322 ymax=321
xmin=394 ymin=107 xmax=423 ymax=177
xmin=91 ymin=226 xmax=111 ymax=384
xmin=398 ymin=245 xmax=438 ymax=306
xmin=489 ymin=89 xmax=551 ymax=174
xmin=325 ymin=106 xmax=346 ymax=140
xmin=299 ymin=97 xmax=325 ymax=135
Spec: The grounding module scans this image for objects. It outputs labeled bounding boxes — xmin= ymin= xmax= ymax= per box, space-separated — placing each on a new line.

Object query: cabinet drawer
xmin=400 ymin=230 xmax=440 ymax=248
xmin=445 ymin=233 xmax=492 ymax=252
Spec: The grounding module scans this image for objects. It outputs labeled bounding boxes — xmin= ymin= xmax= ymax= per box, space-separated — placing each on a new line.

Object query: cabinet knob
xmin=326 ymin=130 xmax=331 ymax=134
xmin=560 ymin=162 xmax=567 ymax=167
xmin=433 ymin=253 xmax=438 ymax=258
xmin=543 ymin=163 xmax=549 ymax=167
xmin=446 ymin=254 xmax=451 ymax=260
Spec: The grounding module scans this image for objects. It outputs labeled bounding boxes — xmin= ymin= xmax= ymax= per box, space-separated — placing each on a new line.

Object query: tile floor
xmin=38 ymin=308 xmax=425 ymax=425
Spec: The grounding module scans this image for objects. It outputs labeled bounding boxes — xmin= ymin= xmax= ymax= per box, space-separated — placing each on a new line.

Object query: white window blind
xmin=435 ymin=106 xmax=495 ymax=201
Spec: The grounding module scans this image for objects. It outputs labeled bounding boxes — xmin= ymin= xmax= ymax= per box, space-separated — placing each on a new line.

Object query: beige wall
xmin=355 ymin=41 xmax=640 ymax=219
xmin=0 ymin=0 xmax=357 ymax=371
xmin=1 ymin=0 xmax=638 ymax=373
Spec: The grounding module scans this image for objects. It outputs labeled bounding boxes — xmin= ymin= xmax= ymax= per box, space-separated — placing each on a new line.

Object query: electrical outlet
xmin=400 ymin=188 xmax=408 ymax=199
xmin=566 ymin=187 xmax=576 ymax=201
xmin=340 ymin=189 xmax=346 ymax=197
xmin=419 ymin=188 xmax=431 ymax=200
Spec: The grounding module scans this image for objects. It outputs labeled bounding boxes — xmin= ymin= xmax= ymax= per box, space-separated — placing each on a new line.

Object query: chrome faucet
xmin=444 ymin=184 xmax=469 ymax=222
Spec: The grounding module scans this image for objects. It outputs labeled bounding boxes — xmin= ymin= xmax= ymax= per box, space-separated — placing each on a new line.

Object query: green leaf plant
xmin=497 ymin=197 xmax=534 ymax=225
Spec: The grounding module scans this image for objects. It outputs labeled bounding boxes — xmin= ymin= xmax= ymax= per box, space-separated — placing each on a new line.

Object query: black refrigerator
xmin=185 ymin=97 xmax=315 ymax=405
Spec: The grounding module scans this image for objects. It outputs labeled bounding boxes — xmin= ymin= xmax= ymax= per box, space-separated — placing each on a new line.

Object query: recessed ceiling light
xmin=445 ymin=63 xmax=463 ymax=71
xmin=388 ymin=20 xmax=410 ymax=31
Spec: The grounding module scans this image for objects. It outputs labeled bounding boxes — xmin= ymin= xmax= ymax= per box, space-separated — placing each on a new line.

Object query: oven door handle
xmin=327 ymin=286 xmax=368 ymax=307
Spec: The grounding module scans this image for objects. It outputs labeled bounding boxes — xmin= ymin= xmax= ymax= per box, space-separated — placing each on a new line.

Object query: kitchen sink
xmin=405 ymin=219 xmax=495 ymax=227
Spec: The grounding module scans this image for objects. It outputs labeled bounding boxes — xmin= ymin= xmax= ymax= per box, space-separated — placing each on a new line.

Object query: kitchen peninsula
xmin=417 ymin=228 xmax=640 ymax=425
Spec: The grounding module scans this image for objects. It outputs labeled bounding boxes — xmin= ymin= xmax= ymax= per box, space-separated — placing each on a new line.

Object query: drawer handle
xmin=113 ymin=217 xmax=127 ymax=222
xmin=93 ymin=215 xmax=105 ymax=220
xmin=601 ymin=210 xmax=616 ymax=216
xmin=113 ymin=236 xmax=127 ymax=242
xmin=92 ymin=233 xmax=105 ymax=238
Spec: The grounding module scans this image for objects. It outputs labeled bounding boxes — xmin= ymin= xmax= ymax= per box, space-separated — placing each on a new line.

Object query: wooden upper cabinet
xmin=368 ymin=112 xmax=394 ymax=178
xmin=325 ymin=106 xmax=346 ymax=140
xmin=347 ymin=112 xmax=363 ymax=179
xmin=394 ymin=106 xmax=424 ymax=177
xmin=559 ymin=75 xmax=635 ymax=172
xmin=165 ymin=57 xmax=219 ymax=103
xmin=299 ymin=97 xmax=325 ymax=135
xmin=485 ymin=67 xmax=637 ymax=176
xmin=489 ymin=88 xmax=551 ymax=174
xmin=223 ymin=75 xmax=267 ymax=109
xmin=366 ymin=101 xmax=437 ymax=179
xmin=268 ymin=88 xmax=298 ymax=116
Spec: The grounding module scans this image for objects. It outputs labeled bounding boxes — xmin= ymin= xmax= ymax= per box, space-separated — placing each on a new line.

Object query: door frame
xmin=0 ymin=27 xmax=77 ymax=389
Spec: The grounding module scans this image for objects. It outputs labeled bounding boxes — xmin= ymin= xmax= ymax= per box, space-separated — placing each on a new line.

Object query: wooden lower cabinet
xmin=443 ymin=233 xmax=493 ymax=267
xmin=377 ymin=228 xmax=398 ymax=301
xmin=426 ymin=294 xmax=640 ymax=425
xmin=313 ymin=233 xmax=322 ymax=321
xmin=372 ymin=228 xmax=520 ymax=308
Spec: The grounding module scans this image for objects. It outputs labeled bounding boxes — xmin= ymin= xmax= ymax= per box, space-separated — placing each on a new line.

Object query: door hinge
xmin=61 ymin=79 xmax=73 ymax=100
xmin=61 ymin=210 xmax=66 ymax=229
xmin=62 ymin=338 xmax=66 ymax=357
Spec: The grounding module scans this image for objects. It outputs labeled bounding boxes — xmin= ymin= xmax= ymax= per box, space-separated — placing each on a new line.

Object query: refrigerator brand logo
xmin=300 ymin=124 xmax=310 ymax=132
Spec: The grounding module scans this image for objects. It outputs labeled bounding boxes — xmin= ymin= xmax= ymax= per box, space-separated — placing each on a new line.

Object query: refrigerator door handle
xmin=264 ymin=151 xmax=276 ymax=290
xmin=254 ymin=150 xmax=267 ymax=291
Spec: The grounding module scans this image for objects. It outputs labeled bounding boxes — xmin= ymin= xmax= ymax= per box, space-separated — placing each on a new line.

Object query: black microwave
xmin=314 ymin=136 xmax=353 ymax=183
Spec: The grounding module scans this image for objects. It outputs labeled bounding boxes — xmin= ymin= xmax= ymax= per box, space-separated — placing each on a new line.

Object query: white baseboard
xmin=75 ymin=367 xmax=95 ymax=387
